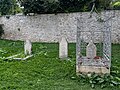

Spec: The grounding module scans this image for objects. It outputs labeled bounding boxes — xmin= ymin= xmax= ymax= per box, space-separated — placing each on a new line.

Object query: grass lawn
xmin=0 ymin=39 xmax=120 ymax=90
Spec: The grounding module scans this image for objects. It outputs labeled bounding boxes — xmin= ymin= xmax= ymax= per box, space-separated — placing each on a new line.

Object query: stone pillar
xmin=59 ymin=37 xmax=68 ymax=59
xmin=24 ymin=39 xmax=32 ymax=55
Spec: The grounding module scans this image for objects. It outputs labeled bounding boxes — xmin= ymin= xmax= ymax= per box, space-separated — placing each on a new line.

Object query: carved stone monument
xmin=86 ymin=40 xmax=97 ymax=59
xmin=59 ymin=37 xmax=68 ymax=59
xmin=24 ymin=39 xmax=32 ymax=55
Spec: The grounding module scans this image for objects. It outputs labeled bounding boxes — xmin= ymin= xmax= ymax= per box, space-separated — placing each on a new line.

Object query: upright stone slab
xmin=86 ymin=40 xmax=97 ymax=59
xmin=24 ymin=39 xmax=32 ymax=55
xmin=59 ymin=37 xmax=68 ymax=59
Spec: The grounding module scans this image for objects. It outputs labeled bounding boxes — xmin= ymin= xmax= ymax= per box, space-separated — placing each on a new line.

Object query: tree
xmin=0 ymin=0 xmax=22 ymax=15
xmin=18 ymin=0 xmax=113 ymax=14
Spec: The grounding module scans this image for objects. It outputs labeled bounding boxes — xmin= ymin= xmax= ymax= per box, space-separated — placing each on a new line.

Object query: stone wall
xmin=0 ymin=11 xmax=120 ymax=43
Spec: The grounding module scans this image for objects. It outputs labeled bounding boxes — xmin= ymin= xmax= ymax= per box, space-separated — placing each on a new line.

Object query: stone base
xmin=76 ymin=66 xmax=110 ymax=75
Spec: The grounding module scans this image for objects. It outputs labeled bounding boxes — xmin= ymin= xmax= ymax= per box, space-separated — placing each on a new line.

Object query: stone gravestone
xmin=24 ymin=39 xmax=32 ymax=55
xmin=86 ymin=40 xmax=97 ymax=59
xmin=59 ymin=37 xmax=68 ymax=59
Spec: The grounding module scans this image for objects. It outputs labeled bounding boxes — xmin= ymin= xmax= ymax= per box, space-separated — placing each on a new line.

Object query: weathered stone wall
xmin=0 ymin=11 xmax=120 ymax=43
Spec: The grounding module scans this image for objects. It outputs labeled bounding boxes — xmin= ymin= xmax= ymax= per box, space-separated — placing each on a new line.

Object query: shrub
xmin=0 ymin=24 xmax=4 ymax=38
xmin=113 ymin=2 xmax=120 ymax=10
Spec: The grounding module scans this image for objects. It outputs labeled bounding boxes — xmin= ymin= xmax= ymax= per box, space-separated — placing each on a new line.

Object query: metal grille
xmin=76 ymin=11 xmax=112 ymax=70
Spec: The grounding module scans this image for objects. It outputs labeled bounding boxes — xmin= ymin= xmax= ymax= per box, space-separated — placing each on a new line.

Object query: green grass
xmin=0 ymin=39 xmax=120 ymax=90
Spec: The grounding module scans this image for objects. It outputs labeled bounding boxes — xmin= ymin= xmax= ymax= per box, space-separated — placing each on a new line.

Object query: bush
xmin=113 ymin=2 xmax=120 ymax=10
xmin=0 ymin=25 xmax=4 ymax=38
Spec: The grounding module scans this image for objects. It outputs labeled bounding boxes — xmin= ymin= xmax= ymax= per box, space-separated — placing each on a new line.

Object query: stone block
xmin=76 ymin=66 xmax=110 ymax=75
xmin=24 ymin=39 xmax=32 ymax=55
xmin=59 ymin=37 xmax=68 ymax=59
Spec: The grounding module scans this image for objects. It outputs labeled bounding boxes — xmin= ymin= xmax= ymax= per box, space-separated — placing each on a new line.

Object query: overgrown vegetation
xmin=0 ymin=39 xmax=120 ymax=89
xmin=78 ymin=72 xmax=120 ymax=88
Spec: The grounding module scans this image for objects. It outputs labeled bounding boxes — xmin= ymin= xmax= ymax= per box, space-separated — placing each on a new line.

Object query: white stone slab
xmin=24 ymin=39 xmax=32 ymax=55
xmin=86 ymin=40 xmax=97 ymax=59
xmin=59 ymin=37 xmax=68 ymax=59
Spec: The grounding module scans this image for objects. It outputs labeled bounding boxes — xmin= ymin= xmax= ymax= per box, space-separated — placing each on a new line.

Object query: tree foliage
xmin=18 ymin=0 xmax=113 ymax=14
xmin=0 ymin=0 xmax=22 ymax=15
xmin=113 ymin=0 xmax=120 ymax=9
